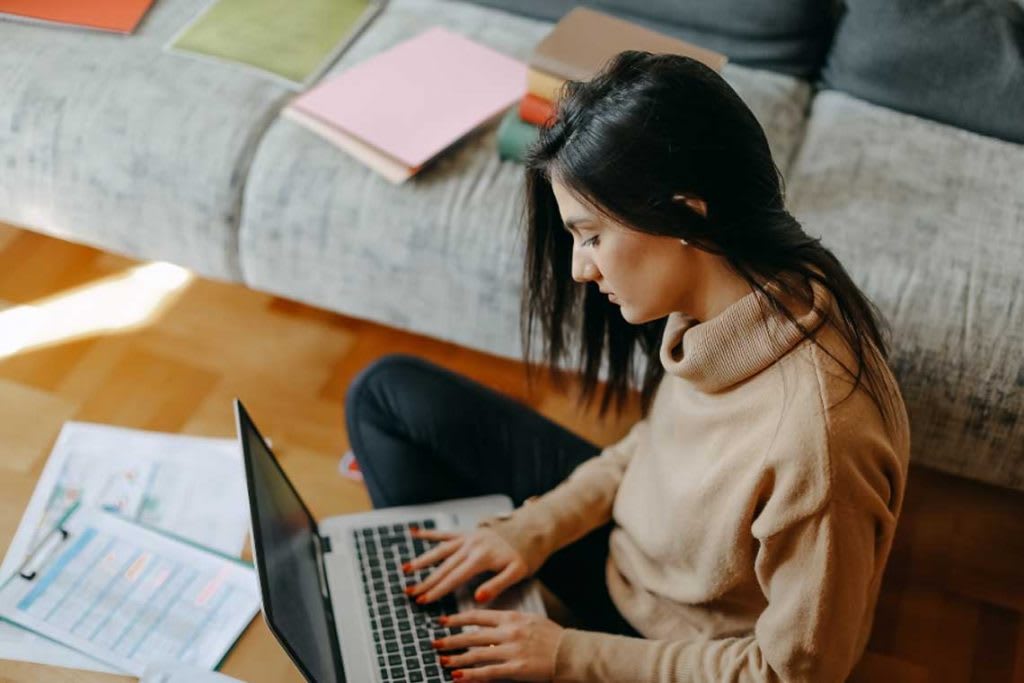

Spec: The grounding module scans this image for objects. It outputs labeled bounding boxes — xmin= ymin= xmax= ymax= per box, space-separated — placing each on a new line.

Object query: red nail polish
xmin=431 ymin=638 xmax=443 ymax=649
xmin=404 ymin=586 xmax=416 ymax=596
xmin=416 ymin=595 xmax=428 ymax=605
xmin=452 ymin=671 xmax=464 ymax=680
xmin=438 ymin=615 xmax=449 ymax=626
xmin=439 ymin=656 xmax=451 ymax=666
xmin=401 ymin=563 xmax=412 ymax=573
xmin=475 ymin=590 xmax=490 ymax=603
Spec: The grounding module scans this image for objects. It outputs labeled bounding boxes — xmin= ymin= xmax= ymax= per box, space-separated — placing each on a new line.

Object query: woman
xmin=346 ymin=51 xmax=910 ymax=682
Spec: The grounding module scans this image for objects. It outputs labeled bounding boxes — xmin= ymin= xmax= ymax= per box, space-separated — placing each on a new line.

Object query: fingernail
xmin=401 ymin=562 xmax=412 ymax=573
xmin=439 ymin=656 xmax=451 ymax=666
xmin=438 ymin=615 xmax=449 ymax=626
xmin=452 ymin=671 xmax=464 ymax=679
xmin=404 ymin=586 xmax=416 ymax=596
xmin=416 ymin=595 xmax=428 ymax=605
xmin=474 ymin=590 xmax=490 ymax=603
xmin=431 ymin=638 xmax=444 ymax=649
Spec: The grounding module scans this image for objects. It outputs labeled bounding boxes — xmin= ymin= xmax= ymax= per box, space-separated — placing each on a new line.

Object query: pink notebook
xmin=289 ymin=26 xmax=526 ymax=171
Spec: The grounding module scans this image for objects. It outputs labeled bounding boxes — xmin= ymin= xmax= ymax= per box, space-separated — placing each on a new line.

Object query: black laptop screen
xmin=237 ymin=400 xmax=343 ymax=683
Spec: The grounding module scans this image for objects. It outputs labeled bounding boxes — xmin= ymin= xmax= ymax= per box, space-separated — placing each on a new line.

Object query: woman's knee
xmin=344 ymin=353 xmax=443 ymax=446
xmin=346 ymin=354 xmax=426 ymax=415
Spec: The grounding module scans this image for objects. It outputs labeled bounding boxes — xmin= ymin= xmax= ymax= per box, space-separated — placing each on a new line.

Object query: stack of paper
xmin=284 ymin=26 xmax=527 ymax=183
xmin=0 ymin=422 xmax=254 ymax=674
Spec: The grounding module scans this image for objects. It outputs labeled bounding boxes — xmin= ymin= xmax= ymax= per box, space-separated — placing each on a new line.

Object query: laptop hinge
xmin=320 ymin=534 xmax=333 ymax=553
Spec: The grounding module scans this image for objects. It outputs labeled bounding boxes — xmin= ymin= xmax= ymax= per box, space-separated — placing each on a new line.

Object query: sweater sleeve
xmin=552 ymin=498 xmax=885 ymax=682
xmin=476 ymin=419 xmax=646 ymax=575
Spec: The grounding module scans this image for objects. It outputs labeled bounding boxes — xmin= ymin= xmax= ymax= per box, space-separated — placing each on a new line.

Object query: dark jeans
xmin=344 ymin=354 xmax=640 ymax=638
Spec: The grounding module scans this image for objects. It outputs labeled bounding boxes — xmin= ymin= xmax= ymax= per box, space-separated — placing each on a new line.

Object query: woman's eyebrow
xmin=563 ymin=217 xmax=594 ymax=233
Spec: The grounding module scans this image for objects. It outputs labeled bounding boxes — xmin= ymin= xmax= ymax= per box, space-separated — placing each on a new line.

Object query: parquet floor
xmin=0 ymin=222 xmax=1021 ymax=682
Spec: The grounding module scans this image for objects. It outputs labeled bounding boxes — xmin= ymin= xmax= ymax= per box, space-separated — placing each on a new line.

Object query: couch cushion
xmin=0 ymin=1 xmax=293 ymax=281
xmin=454 ymin=0 xmax=841 ymax=79
xmin=785 ymin=90 xmax=1024 ymax=491
xmin=238 ymin=0 xmax=812 ymax=361
xmin=821 ymin=0 xmax=1024 ymax=144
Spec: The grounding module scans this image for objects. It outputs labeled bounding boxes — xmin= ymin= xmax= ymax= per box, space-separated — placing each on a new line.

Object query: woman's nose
xmin=571 ymin=250 xmax=597 ymax=283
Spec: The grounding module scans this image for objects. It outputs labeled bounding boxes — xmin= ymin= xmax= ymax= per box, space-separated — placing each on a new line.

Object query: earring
xmin=672 ymin=193 xmax=707 ymax=218
xmin=680 ymin=238 xmax=689 ymax=246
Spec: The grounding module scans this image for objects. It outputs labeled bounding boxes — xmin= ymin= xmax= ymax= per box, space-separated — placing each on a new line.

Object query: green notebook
xmin=166 ymin=0 xmax=385 ymax=89
xmin=497 ymin=106 xmax=541 ymax=164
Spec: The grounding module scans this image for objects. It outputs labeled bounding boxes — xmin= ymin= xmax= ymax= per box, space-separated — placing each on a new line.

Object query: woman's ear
xmin=672 ymin=193 xmax=707 ymax=218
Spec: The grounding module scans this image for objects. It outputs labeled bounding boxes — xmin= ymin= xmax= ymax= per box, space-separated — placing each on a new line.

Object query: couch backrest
xmin=822 ymin=0 xmax=1024 ymax=143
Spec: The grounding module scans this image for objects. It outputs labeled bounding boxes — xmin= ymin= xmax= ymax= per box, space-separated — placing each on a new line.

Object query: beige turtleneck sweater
xmin=479 ymin=277 xmax=911 ymax=682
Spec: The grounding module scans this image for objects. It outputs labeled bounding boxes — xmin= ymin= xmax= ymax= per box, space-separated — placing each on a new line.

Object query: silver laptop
xmin=233 ymin=398 xmax=545 ymax=683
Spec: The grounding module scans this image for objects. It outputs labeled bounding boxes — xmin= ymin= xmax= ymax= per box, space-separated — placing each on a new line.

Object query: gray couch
xmin=2 ymin=0 xmax=1022 ymax=491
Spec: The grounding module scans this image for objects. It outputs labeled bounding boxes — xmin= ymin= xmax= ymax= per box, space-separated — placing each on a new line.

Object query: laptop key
xmin=409 ymin=672 xmax=425 ymax=683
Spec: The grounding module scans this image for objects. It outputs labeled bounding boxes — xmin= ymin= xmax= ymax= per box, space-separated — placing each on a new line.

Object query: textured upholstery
xmin=0 ymin=0 xmax=293 ymax=281
xmin=786 ymin=91 xmax=1024 ymax=489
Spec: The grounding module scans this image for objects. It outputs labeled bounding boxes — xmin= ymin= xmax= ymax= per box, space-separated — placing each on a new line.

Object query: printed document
xmin=0 ymin=421 xmax=251 ymax=673
xmin=0 ymin=504 xmax=259 ymax=676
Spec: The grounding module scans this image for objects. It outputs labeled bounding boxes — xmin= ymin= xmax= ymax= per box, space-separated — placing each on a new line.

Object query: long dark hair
xmin=520 ymin=50 xmax=899 ymax=430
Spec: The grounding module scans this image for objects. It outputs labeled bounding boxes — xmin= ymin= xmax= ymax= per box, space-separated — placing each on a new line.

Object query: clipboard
xmin=0 ymin=502 xmax=260 ymax=676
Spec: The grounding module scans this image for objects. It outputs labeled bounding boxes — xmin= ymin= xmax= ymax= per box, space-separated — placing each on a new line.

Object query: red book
xmin=519 ymin=93 xmax=556 ymax=128
xmin=0 ymin=0 xmax=155 ymax=34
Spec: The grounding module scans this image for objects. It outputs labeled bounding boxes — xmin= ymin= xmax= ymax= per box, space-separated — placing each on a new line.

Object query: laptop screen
xmin=235 ymin=399 xmax=344 ymax=683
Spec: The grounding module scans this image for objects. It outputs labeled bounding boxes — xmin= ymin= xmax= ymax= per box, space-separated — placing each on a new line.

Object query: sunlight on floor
xmin=0 ymin=262 xmax=194 ymax=359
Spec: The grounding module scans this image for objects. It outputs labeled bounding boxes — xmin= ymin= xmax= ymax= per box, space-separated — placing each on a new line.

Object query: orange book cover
xmin=519 ymin=93 xmax=556 ymax=128
xmin=0 ymin=0 xmax=155 ymax=34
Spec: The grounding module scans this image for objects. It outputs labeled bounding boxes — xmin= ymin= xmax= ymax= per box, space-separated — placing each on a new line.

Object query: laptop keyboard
xmin=352 ymin=519 xmax=465 ymax=683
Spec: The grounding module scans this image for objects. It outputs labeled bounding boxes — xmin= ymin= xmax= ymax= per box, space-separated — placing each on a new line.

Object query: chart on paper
xmin=0 ymin=506 xmax=259 ymax=676
xmin=0 ymin=421 xmax=253 ymax=674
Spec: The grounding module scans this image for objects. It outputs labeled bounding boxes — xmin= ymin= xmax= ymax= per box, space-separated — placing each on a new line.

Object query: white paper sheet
xmin=0 ymin=505 xmax=259 ymax=676
xmin=0 ymin=421 xmax=252 ymax=673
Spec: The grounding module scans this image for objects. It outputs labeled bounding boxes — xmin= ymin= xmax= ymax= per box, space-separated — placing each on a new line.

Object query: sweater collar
xmin=659 ymin=275 xmax=832 ymax=392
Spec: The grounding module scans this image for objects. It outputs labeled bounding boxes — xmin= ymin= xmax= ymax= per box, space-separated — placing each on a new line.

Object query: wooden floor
xmin=0 ymin=222 xmax=1021 ymax=683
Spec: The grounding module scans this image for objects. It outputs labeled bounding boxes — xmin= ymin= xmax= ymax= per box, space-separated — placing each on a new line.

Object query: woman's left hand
xmin=432 ymin=609 xmax=564 ymax=681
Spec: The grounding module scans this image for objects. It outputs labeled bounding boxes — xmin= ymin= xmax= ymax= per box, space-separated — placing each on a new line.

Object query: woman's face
xmin=551 ymin=178 xmax=707 ymax=325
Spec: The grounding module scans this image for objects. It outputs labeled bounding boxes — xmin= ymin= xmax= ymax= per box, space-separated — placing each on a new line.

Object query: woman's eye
xmin=583 ymin=235 xmax=599 ymax=247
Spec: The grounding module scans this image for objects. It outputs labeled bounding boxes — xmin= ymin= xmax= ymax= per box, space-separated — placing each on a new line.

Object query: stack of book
xmin=497 ymin=7 xmax=729 ymax=163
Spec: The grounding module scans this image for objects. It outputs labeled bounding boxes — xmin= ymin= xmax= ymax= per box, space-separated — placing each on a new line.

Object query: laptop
xmin=233 ymin=398 xmax=546 ymax=683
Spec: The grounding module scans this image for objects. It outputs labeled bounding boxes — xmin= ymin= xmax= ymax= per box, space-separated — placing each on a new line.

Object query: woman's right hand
xmin=402 ymin=527 xmax=529 ymax=605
